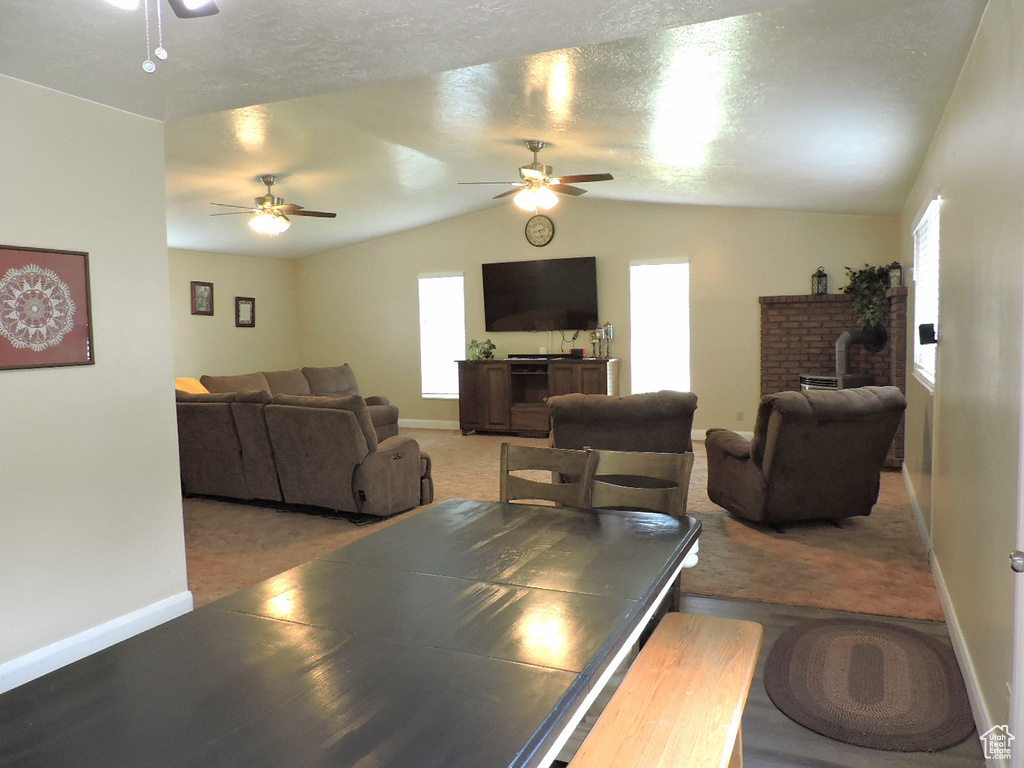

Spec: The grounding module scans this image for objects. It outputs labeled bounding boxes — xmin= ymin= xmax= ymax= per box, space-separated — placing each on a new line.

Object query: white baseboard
xmin=399 ymin=418 xmax=461 ymax=431
xmin=0 ymin=590 xmax=193 ymax=695
xmin=902 ymin=464 xmax=932 ymax=553
xmin=904 ymin=470 xmax=999 ymax=763
xmin=931 ymin=555 xmax=1002 ymax=765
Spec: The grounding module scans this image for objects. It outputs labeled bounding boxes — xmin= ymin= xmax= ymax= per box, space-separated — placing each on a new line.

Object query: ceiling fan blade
xmin=458 ymin=181 xmax=519 ymax=185
xmin=274 ymin=204 xmax=304 ymax=214
xmin=556 ymin=173 xmax=614 ymax=184
xmin=520 ymin=168 xmax=546 ymax=181
xmin=492 ymin=188 xmax=521 ymax=200
xmin=550 ymin=184 xmax=588 ymax=196
xmin=289 ymin=210 xmax=337 ymax=218
xmin=166 ymin=0 xmax=219 ymax=18
xmin=210 ymin=202 xmax=256 ymax=210
xmin=210 ymin=211 xmax=251 ymax=216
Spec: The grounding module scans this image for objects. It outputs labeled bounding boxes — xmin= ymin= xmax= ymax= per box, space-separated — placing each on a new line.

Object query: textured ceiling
xmin=1 ymin=0 xmax=988 ymax=259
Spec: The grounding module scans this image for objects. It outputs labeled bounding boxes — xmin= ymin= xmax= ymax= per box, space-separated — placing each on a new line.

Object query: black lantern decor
xmin=811 ymin=266 xmax=828 ymax=295
xmin=888 ymin=261 xmax=903 ymax=288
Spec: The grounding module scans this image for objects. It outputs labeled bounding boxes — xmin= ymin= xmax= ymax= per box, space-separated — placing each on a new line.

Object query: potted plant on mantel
xmin=841 ymin=264 xmax=890 ymax=352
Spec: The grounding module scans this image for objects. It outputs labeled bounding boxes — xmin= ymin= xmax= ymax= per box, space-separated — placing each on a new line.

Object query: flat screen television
xmin=482 ymin=256 xmax=598 ymax=332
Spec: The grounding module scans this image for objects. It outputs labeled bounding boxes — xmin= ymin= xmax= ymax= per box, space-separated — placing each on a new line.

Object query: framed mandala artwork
xmin=0 ymin=245 xmax=94 ymax=371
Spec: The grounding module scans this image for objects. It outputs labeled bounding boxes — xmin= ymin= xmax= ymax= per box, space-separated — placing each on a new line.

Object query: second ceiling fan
xmin=461 ymin=140 xmax=613 ymax=211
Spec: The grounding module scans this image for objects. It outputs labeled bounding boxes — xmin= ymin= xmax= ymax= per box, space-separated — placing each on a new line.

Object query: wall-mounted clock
xmin=525 ymin=215 xmax=555 ymax=247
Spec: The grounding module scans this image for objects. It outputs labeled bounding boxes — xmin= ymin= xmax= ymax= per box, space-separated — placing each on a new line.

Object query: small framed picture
xmin=190 ymin=281 xmax=214 ymax=316
xmin=0 ymin=244 xmax=95 ymax=371
xmin=235 ymin=296 xmax=255 ymax=328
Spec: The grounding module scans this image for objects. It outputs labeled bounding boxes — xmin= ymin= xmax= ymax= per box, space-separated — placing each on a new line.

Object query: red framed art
xmin=0 ymin=244 xmax=95 ymax=371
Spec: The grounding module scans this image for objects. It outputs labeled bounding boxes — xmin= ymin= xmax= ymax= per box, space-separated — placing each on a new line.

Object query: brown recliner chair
xmin=548 ymin=391 xmax=698 ymax=453
xmin=264 ymin=393 xmax=431 ymax=517
xmin=705 ymin=386 xmax=906 ymax=525
xmin=548 ymin=391 xmax=698 ymax=514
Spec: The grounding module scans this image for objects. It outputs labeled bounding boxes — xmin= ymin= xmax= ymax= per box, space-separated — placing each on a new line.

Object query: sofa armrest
xmin=705 ymin=428 xmax=766 ymax=522
xmin=353 ymin=436 xmax=422 ymax=516
xmin=705 ymin=428 xmax=751 ymax=460
xmin=365 ymin=395 xmax=390 ymax=406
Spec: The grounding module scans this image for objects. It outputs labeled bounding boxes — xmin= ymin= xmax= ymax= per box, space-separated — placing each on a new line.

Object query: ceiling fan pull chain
xmin=142 ymin=0 xmax=156 ymax=73
xmin=154 ymin=0 xmax=168 ymax=60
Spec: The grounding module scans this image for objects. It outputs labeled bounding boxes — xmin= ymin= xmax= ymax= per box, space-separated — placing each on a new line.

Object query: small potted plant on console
xmin=468 ymin=338 xmax=496 ymax=360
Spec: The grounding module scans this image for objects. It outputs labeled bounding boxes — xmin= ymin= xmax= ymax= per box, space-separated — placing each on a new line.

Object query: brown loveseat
xmin=175 ymin=388 xmax=432 ymax=517
xmin=705 ymin=386 xmax=906 ymax=525
xmin=199 ymin=364 xmax=399 ymax=442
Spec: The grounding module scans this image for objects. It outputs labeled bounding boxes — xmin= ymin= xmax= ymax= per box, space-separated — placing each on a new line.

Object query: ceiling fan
xmin=460 ymin=140 xmax=613 ymax=212
xmin=210 ymin=175 xmax=337 ymax=236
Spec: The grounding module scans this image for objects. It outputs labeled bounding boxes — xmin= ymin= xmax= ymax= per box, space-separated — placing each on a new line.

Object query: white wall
xmin=168 ymin=249 xmax=301 ymax=378
xmin=297 ymin=197 xmax=898 ymax=432
xmin=0 ymin=76 xmax=188 ymax=675
xmin=901 ymin=0 xmax=1023 ymax=731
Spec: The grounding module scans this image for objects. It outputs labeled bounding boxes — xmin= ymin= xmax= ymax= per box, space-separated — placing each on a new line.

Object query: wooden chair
xmin=589 ymin=449 xmax=695 ymax=517
xmin=499 ymin=443 xmax=598 ymax=508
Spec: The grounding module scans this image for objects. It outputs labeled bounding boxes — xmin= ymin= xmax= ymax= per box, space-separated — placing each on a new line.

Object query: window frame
xmin=912 ymin=198 xmax=940 ymax=389
xmin=417 ymin=272 xmax=466 ymax=400
xmin=628 ymin=259 xmax=691 ymax=395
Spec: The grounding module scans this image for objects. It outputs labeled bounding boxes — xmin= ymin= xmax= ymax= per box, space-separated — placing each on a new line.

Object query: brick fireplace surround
xmin=759 ymin=287 xmax=907 ymax=466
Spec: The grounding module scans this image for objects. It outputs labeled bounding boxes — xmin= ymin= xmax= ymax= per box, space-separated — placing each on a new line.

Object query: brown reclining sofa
xmin=175 ymin=365 xmax=433 ymax=517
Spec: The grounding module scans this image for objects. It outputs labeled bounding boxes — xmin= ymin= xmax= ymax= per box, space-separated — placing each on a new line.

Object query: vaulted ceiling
xmin=1 ymin=0 xmax=988 ymax=258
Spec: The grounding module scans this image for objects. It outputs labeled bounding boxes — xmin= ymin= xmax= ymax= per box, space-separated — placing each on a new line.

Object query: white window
xmin=913 ymin=199 xmax=940 ymax=385
xmin=418 ymin=274 xmax=466 ymax=399
xmin=630 ymin=261 xmax=690 ymax=393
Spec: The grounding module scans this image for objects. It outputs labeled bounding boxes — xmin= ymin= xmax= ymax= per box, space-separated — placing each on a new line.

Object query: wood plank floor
xmin=677 ymin=595 xmax=986 ymax=767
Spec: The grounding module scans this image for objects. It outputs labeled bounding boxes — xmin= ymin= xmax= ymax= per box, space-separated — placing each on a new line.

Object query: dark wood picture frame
xmin=191 ymin=281 xmax=214 ymax=315
xmin=235 ymin=296 xmax=255 ymax=328
xmin=0 ymin=244 xmax=95 ymax=371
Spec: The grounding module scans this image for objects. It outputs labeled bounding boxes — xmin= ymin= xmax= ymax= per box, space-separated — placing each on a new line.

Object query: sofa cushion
xmin=174 ymin=377 xmax=209 ymax=394
xmin=235 ymin=389 xmax=273 ymax=404
xmin=271 ymin=393 xmax=378 ymax=451
xmin=302 ymin=364 xmax=360 ymax=397
xmin=200 ymin=372 xmax=271 ymax=394
xmin=262 ymin=368 xmax=311 ymax=396
xmin=175 ymin=390 xmax=237 ymax=404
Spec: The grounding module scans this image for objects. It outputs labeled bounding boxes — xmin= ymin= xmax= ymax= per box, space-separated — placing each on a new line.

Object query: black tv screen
xmin=482 ymin=256 xmax=598 ymax=332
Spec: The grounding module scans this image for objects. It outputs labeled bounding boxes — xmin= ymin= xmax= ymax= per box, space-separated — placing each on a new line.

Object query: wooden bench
xmin=568 ymin=612 xmax=763 ymax=768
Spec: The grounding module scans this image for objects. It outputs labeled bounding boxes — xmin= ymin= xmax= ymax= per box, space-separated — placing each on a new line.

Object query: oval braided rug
xmin=763 ymin=618 xmax=975 ymax=752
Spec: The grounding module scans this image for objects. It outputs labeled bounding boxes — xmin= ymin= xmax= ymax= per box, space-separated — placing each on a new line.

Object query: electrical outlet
xmin=736 ymin=411 xmax=744 ymax=422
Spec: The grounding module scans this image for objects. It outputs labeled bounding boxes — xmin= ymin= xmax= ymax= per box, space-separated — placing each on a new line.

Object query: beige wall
xmin=297 ymin=198 xmax=898 ymax=431
xmin=168 ymin=249 xmax=301 ymax=378
xmin=901 ymin=0 xmax=1023 ymax=729
xmin=0 ymin=76 xmax=187 ymax=665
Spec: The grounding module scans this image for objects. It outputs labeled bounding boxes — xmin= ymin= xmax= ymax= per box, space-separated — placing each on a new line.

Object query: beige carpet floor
xmin=184 ymin=429 xmax=942 ymax=621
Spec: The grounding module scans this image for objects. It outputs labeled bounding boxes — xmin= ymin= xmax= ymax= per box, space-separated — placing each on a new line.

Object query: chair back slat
xmin=590 ymin=450 xmax=694 ymax=517
xmin=500 ymin=443 xmax=597 ymax=508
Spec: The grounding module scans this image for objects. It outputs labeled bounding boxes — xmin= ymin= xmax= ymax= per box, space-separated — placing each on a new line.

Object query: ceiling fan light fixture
xmin=249 ymin=211 xmax=291 ymax=236
xmin=513 ymin=187 xmax=538 ymax=212
xmin=535 ymin=185 xmax=559 ymax=210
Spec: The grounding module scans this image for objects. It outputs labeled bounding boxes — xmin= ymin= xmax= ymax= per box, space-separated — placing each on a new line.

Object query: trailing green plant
xmin=842 ymin=264 xmax=891 ymax=327
xmin=467 ymin=338 xmax=496 ymax=360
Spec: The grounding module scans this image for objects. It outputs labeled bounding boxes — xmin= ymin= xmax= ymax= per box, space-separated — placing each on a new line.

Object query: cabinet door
xmin=548 ymin=362 xmax=577 ymax=397
xmin=483 ymin=363 xmax=511 ymax=429
xmin=578 ymin=362 xmax=608 ymax=394
xmin=458 ymin=362 xmax=485 ymax=433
